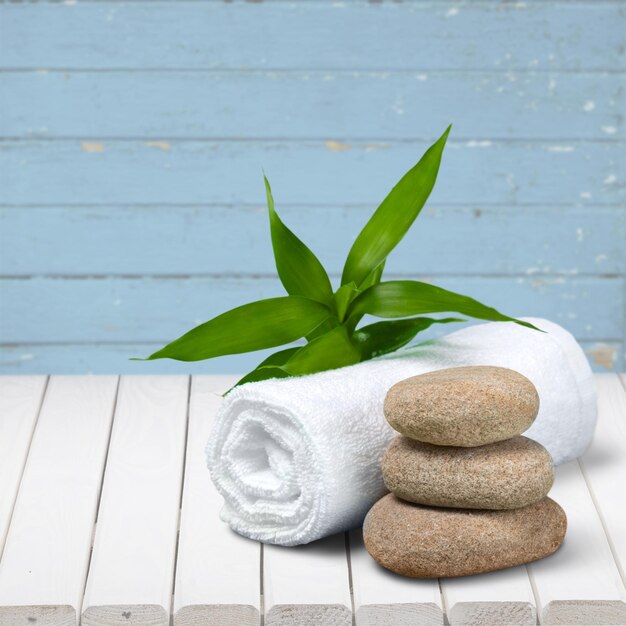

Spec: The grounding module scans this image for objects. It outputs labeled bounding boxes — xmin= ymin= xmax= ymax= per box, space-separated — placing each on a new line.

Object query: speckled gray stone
xmin=384 ymin=366 xmax=540 ymax=446
xmin=363 ymin=494 xmax=566 ymax=578
xmin=381 ymin=435 xmax=554 ymax=510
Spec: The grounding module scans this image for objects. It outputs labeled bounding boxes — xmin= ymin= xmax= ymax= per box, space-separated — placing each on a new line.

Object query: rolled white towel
xmin=206 ymin=318 xmax=596 ymax=546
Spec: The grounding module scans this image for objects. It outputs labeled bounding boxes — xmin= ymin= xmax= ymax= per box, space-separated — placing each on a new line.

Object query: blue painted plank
xmin=0 ymin=340 xmax=621 ymax=376
xmin=0 ymin=276 xmax=621 ymax=343
xmin=0 ymin=140 xmax=622 ymax=205
xmin=1 ymin=205 xmax=624 ymax=276
xmin=2 ymin=71 xmax=622 ymax=140
xmin=1 ymin=2 xmax=623 ymax=71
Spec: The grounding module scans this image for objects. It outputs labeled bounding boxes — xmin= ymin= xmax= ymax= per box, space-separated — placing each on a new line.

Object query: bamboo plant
xmin=138 ymin=126 xmax=538 ymax=388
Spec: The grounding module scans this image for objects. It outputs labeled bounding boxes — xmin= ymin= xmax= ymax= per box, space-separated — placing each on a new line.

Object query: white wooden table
xmin=0 ymin=375 xmax=624 ymax=626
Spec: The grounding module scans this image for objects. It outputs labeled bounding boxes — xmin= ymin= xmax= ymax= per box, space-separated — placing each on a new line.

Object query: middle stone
xmin=382 ymin=435 xmax=554 ymax=510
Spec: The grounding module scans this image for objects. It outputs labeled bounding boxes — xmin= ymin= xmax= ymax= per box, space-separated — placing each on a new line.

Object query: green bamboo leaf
xmin=334 ymin=282 xmax=357 ymax=321
xmin=228 ymin=366 xmax=290 ymax=391
xmin=341 ymin=126 xmax=451 ymax=288
xmin=343 ymin=261 xmax=386 ymax=334
xmin=354 ymin=317 xmax=464 ymax=360
xmin=229 ymin=366 xmax=291 ymax=391
xmin=265 ymin=176 xmax=334 ymax=305
xmin=349 ymin=281 xmax=541 ymax=331
xmin=142 ymin=296 xmax=333 ymax=362
xmin=255 ymin=346 xmax=302 ymax=367
xmin=226 ymin=347 xmax=301 ymax=393
xmin=306 ymin=317 xmax=340 ymax=342
xmin=358 ymin=260 xmax=386 ymax=292
xmin=283 ymin=325 xmax=361 ymax=376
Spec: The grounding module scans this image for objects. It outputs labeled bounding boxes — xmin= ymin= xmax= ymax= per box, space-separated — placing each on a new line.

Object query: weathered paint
xmin=0 ymin=1 xmax=623 ymax=374
xmin=588 ymin=343 xmax=619 ymax=370
xmin=1 ymin=3 xmax=623 ymax=71
xmin=0 ymin=140 xmax=623 ymax=206
xmin=1 ymin=276 xmax=622 ymax=344
xmin=2 ymin=72 xmax=623 ymax=139
xmin=1 ymin=206 xmax=624 ymax=276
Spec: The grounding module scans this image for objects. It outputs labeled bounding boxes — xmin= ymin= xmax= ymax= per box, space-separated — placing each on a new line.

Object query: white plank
xmin=349 ymin=529 xmax=442 ymax=626
xmin=579 ymin=375 xmax=626 ymax=585
xmin=528 ymin=461 xmax=626 ymax=625
xmin=173 ymin=375 xmax=260 ymax=626
xmin=264 ymin=533 xmax=352 ymax=626
xmin=81 ymin=376 xmax=189 ymax=626
xmin=0 ymin=376 xmax=118 ymax=626
xmin=0 ymin=376 xmax=47 ymax=553
xmin=443 ymin=567 xmax=536 ymax=626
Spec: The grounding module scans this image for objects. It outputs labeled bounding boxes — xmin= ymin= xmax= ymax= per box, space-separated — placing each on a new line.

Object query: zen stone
xmin=381 ymin=435 xmax=554 ymax=510
xmin=363 ymin=494 xmax=566 ymax=578
xmin=384 ymin=366 xmax=540 ymax=446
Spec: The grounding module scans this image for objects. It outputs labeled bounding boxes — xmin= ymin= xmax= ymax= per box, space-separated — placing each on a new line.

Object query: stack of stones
xmin=364 ymin=366 xmax=567 ymax=578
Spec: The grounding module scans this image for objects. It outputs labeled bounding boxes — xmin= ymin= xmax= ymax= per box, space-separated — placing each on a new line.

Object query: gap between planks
xmin=168 ymin=377 xmax=193 ymax=620
xmin=1 ymin=375 xmax=626 ymax=625
xmin=173 ymin=375 xmax=260 ymax=626
xmin=0 ymin=376 xmax=119 ymax=625
xmin=0 ymin=376 xmax=49 ymax=560
xmin=77 ymin=377 xmax=121 ymax=620
xmin=80 ymin=376 xmax=190 ymax=626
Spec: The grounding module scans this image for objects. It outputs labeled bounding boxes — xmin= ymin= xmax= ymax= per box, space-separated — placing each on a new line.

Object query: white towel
xmin=206 ymin=318 xmax=596 ymax=546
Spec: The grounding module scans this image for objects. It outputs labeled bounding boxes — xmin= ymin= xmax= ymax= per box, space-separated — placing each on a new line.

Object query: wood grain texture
xmin=173 ymin=375 xmax=260 ymax=625
xmin=2 ymin=205 xmax=624 ymax=277
xmin=542 ymin=601 xmax=626 ymax=626
xmin=0 ymin=374 xmax=625 ymax=619
xmin=175 ymin=605 xmax=259 ymax=626
xmin=0 ymin=140 xmax=621 ymax=206
xmin=0 ymin=376 xmax=46 ymax=554
xmin=1 ymin=2 xmax=623 ymax=71
xmin=0 ymin=605 xmax=76 ymax=626
xmin=443 ymin=567 xmax=536 ymax=625
xmin=3 ymin=71 xmax=622 ymax=140
xmin=349 ymin=530 xmax=442 ymax=626
xmin=528 ymin=462 xmax=626 ymax=625
xmin=81 ymin=376 xmax=189 ymax=626
xmin=1 ymin=275 xmax=621 ymax=344
xmin=263 ymin=533 xmax=352 ymax=626
xmin=0 ymin=376 xmax=118 ymax=619
xmin=82 ymin=605 xmax=168 ymax=626
xmin=447 ymin=601 xmax=535 ymax=626
xmin=579 ymin=375 xmax=626 ymax=585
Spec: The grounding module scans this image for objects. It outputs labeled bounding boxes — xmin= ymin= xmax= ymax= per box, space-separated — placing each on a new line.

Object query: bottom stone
xmin=363 ymin=494 xmax=566 ymax=578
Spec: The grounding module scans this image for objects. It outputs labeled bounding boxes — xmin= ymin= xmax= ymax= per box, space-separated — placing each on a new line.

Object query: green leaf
xmin=305 ymin=317 xmax=340 ymax=342
xmin=255 ymin=346 xmax=302 ymax=367
xmin=341 ymin=126 xmax=451 ymax=288
xmin=226 ymin=347 xmax=301 ymax=394
xmin=334 ymin=282 xmax=357 ymax=321
xmin=283 ymin=325 xmax=361 ymax=375
xmin=349 ymin=280 xmax=541 ymax=331
xmin=358 ymin=260 xmax=386 ymax=292
xmin=343 ymin=261 xmax=386 ymax=334
xmin=354 ymin=317 xmax=464 ymax=360
xmin=231 ymin=326 xmax=361 ymax=387
xmin=143 ymin=296 xmax=333 ymax=362
xmin=227 ymin=366 xmax=290 ymax=393
xmin=265 ymin=176 xmax=334 ymax=305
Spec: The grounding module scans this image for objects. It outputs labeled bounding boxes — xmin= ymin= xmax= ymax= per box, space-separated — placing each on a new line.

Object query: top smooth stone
xmin=384 ymin=366 xmax=539 ymax=446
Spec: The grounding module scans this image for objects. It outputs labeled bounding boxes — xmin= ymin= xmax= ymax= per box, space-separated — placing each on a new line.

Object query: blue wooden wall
xmin=0 ymin=1 xmax=624 ymax=374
